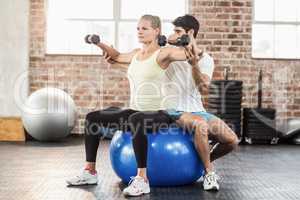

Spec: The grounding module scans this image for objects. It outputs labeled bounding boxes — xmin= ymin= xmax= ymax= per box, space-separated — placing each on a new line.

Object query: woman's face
xmin=137 ymin=19 xmax=159 ymax=44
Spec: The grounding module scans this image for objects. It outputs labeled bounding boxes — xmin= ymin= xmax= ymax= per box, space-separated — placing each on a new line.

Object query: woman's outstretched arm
xmin=157 ymin=36 xmax=202 ymax=69
xmin=86 ymin=34 xmax=139 ymax=65
xmin=95 ymin=43 xmax=139 ymax=65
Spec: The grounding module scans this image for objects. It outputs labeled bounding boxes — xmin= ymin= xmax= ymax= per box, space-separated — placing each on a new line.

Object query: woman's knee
xmin=85 ymin=111 xmax=102 ymax=135
xmin=86 ymin=111 xmax=100 ymax=123
xmin=128 ymin=112 xmax=145 ymax=137
xmin=128 ymin=112 xmax=144 ymax=125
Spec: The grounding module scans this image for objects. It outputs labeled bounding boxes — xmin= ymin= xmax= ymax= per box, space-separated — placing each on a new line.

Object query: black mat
xmin=0 ymin=137 xmax=299 ymax=200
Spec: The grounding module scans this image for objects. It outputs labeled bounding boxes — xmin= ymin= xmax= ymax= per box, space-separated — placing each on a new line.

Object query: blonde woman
xmin=66 ymin=15 xmax=197 ymax=191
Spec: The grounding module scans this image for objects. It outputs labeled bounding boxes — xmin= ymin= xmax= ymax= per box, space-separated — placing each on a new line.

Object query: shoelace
xmin=205 ymin=173 xmax=220 ymax=183
xmin=127 ymin=176 xmax=139 ymax=188
xmin=75 ymin=171 xmax=91 ymax=182
xmin=74 ymin=175 xmax=85 ymax=183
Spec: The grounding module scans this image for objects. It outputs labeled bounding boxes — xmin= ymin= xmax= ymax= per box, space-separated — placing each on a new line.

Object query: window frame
xmin=252 ymin=0 xmax=300 ymax=60
xmin=45 ymin=0 xmax=189 ymax=55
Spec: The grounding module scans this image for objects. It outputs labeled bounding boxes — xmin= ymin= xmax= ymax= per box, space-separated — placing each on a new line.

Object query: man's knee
xmin=228 ymin=134 xmax=239 ymax=150
xmin=179 ymin=112 xmax=205 ymax=125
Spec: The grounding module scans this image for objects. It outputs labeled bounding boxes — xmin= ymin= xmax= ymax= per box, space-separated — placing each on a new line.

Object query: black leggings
xmin=84 ymin=107 xmax=173 ymax=168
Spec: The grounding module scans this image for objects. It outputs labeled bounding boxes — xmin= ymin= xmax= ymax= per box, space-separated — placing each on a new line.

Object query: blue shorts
xmin=166 ymin=109 xmax=217 ymax=122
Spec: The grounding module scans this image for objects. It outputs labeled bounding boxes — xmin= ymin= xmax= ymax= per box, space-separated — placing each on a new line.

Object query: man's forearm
xmin=192 ymin=64 xmax=210 ymax=94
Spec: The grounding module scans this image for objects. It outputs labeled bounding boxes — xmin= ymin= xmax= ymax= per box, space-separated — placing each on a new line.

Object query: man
xmin=164 ymin=14 xmax=239 ymax=191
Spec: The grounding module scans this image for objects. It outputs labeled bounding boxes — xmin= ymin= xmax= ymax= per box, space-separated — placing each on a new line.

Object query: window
xmin=46 ymin=0 xmax=188 ymax=55
xmin=252 ymin=0 xmax=300 ymax=59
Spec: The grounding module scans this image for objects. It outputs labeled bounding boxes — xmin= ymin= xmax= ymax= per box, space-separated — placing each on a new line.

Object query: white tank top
xmin=127 ymin=49 xmax=166 ymax=111
xmin=161 ymin=52 xmax=215 ymax=112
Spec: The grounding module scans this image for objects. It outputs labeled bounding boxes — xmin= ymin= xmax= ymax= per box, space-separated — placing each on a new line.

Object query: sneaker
xmin=123 ymin=176 xmax=150 ymax=196
xmin=203 ymin=171 xmax=220 ymax=191
xmin=197 ymin=176 xmax=204 ymax=182
xmin=66 ymin=170 xmax=98 ymax=186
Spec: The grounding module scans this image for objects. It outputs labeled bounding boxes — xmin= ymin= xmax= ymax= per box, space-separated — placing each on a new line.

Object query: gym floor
xmin=0 ymin=137 xmax=299 ymax=200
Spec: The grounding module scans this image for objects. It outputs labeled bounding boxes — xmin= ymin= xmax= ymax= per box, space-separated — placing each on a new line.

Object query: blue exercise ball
xmin=109 ymin=128 xmax=204 ymax=186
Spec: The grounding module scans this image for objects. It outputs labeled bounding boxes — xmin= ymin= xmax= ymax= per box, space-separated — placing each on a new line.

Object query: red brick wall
xmin=29 ymin=0 xmax=300 ymax=134
xmin=192 ymin=0 xmax=300 ymax=121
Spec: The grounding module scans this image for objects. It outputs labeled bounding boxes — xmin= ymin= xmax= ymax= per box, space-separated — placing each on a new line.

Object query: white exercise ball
xmin=22 ymin=87 xmax=77 ymax=141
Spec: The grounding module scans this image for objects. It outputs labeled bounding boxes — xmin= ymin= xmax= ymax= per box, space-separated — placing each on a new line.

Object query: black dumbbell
xmin=168 ymin=34 xmax=190 ymax=46
xmin=176 ymin=34 xmax=190 ymax=46
xmin=158 ymin=35 xmax=167 ymax=46
xmin=85 ymin=34 xmax=100 ymax=45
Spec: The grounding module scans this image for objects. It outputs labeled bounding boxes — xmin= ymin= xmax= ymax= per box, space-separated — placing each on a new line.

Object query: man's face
xmin=168 ymin=26 xmax=186 ymax=42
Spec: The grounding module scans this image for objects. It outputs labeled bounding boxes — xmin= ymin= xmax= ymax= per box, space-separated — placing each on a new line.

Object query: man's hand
xmin=184 ymin=33 xmax=202 ymax=66
xmin=186 ymin=46 xmax=199 ymax=66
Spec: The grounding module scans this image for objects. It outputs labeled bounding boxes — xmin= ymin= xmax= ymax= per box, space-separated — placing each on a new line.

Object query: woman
xmin=66 ymin=14 xmax=196 ymax=192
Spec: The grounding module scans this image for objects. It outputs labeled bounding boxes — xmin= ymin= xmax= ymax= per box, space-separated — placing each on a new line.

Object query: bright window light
xmin=253 ymin=0 xmax=300 ymax=59
xmin=46 ymin=0 xmax=188 ymax=55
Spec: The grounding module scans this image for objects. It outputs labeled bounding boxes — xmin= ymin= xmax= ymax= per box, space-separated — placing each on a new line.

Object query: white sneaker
xmin=123 ymin=176 xmax=150 ymax=196
xmin=66 ymin=170 xmax=98 ymax=186
xmin=203 ymin=171 xmax=220 ymax=191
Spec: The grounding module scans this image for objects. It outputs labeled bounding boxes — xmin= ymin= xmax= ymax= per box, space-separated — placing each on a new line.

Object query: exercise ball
xmin=22 ymin=87 xmax=77 ymax=141
xmin=110 ymin=129 xmax=204 ymax=186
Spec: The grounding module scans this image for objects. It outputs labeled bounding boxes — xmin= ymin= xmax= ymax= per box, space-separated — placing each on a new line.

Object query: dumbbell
xmin=84 ymin=34 xmax=120 ymax=59
xmin=158 ymin=35 xmax=167 ymax=46
xmin=168 ymin=34 xmax=190 ymax=46
xmin=85 ymin=34 xmax=100 ymax=45
xmin=158 ymin=34 xmax=190 ymax=47
xmin=169 ymin=34 xmax=203 ymax=57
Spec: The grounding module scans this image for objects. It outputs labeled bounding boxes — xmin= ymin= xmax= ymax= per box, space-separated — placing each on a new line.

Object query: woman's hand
xmin=103 ymin=51 xmax=116 ymax=64
xmin=102 ymin=49 xmax=131 ymax=69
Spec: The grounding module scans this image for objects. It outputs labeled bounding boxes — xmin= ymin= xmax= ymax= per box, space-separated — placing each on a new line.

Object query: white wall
xmin=0 ymin=0 xmax=29 ymax=117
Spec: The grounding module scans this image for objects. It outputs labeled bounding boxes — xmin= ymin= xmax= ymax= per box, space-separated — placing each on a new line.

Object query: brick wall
xmin=192 ymin=0 xmax=300 ymax=120
xmin=29 ymin=0 xmax=300 ymax=134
